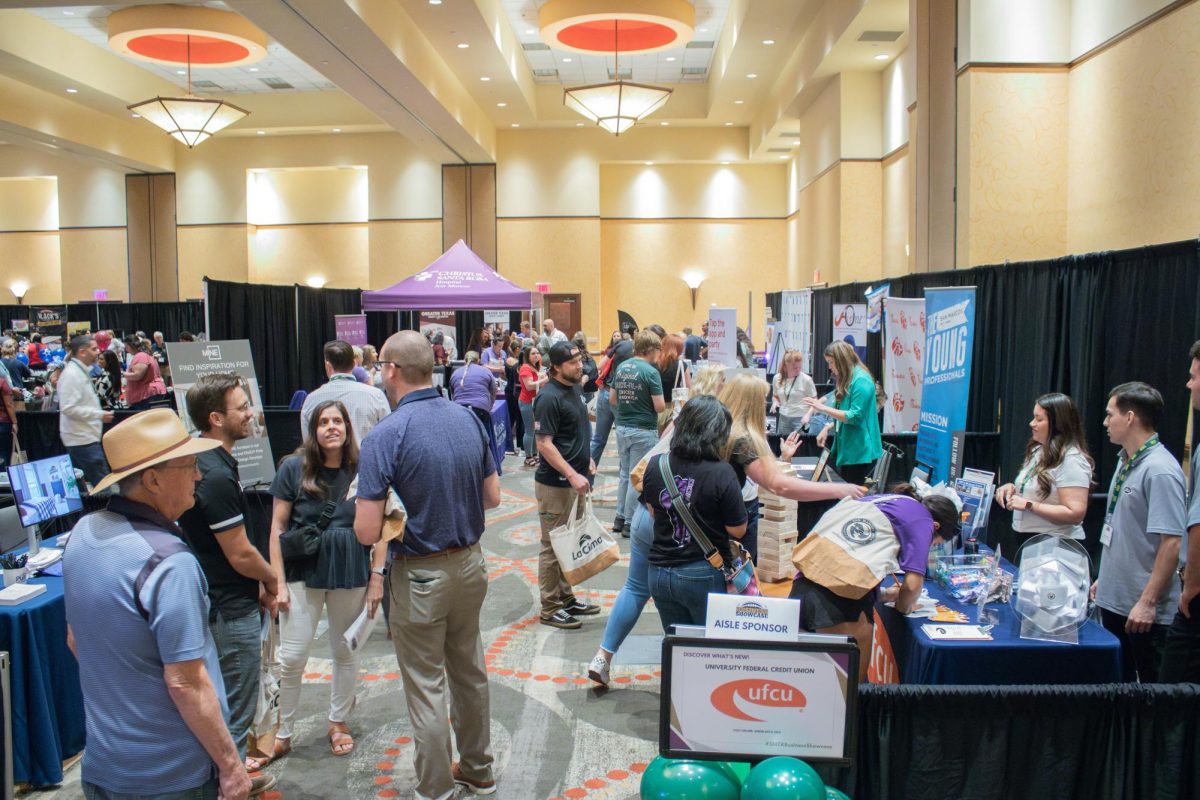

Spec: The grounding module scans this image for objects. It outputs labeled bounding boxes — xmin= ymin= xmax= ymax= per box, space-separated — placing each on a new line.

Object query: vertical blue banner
xmin=915 ymin=287 xmax=976 ymax=482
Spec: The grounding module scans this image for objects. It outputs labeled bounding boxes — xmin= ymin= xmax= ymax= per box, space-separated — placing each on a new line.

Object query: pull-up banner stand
xmin=915 ymin=287 xmax=976 ymax=482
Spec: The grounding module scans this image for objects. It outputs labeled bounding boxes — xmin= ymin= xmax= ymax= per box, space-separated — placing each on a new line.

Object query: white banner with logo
xmin=882 ymin=297 xmax=924 ymax=433
xmin=832 ymin=303 xmax=868 ymax=360
xmin=706 ymin=307 xmax=738 ymax=366
xmin=778 ymin=289 xmax=813 ymax=373
xmin=165 ymin=340 xmax=275 ymax=486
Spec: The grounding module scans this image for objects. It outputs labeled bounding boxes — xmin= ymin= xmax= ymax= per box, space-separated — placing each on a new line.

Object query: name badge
xmin=1012 ymin=509 xmax=1023 ymax=529
xmin=1100 ymin=514 xmax=1114 ymax=548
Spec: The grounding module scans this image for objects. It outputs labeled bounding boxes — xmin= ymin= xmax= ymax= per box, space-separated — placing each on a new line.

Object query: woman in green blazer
xmin=803 ymin=340 xmax=883 ymax=485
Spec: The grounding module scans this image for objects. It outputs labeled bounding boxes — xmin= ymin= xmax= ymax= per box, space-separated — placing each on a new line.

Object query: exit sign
xmin=535 ymin=282 xmax=550 ymax=293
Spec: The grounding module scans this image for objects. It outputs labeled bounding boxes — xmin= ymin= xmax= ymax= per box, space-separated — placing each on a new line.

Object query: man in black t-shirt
xmin=179 ymin=373 xmax=278 ymax=788
xmin=534 ymin=342 xmax=601 ymax=629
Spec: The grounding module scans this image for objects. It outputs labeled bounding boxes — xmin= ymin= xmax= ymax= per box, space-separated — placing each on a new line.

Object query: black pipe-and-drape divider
xmin=0 ymin=301 xmax=204 ymax=341
xmin=767 ymin=238 xmax=1200 ymax=486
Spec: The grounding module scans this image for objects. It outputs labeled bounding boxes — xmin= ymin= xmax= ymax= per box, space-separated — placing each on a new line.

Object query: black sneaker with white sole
xmin=541 ymin=610 xmax=582 ymax=629
xmin=565 ymin=600 xmax=601 ymax=616
xmin=611 ymin=516 xmax=625 ymax=533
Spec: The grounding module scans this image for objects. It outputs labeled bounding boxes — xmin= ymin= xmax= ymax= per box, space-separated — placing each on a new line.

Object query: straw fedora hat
xmin=92 ymin=409 xmax=222 ymax=493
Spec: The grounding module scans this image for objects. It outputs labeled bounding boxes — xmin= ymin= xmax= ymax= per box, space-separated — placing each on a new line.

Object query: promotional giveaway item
xmin=548 ymin=494 xmax=619 ymax=584
xmin=915 ymin=287 xmax=976 ymax=482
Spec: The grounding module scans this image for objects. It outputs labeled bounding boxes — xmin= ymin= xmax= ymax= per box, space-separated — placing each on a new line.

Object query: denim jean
xmin=601 ymin=504 xmax=653 ymax=653
xmin=616 ymin=425 xmax=658 ymax=522
xmin=520 ymin=400 xmax=536 ymax=457
xmin=83 ymin=778 xmax=218 ymax=800
xmin=590 ymin=387 xmax=615 ymax=465
xmin=648 ymin=560 xmax=726 ymax=634
xmin=66 ymin=441 xmax=110 ymax=488
xmin=0 ymin=422 xmax=11 ymax=470
xmin=1161 ymin=594 xmax=1200 ymax=683
xmin=209 ymin=609 xmax=262 ymax=759
xmin=741 ymin=497 xmax=760 ymax=562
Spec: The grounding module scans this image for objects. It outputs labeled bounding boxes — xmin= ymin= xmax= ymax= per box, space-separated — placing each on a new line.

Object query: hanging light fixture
xmin=110 ymin=5 xmax=263 ymax=147
xmin=541 ymin=0 xmax=693 ymax=136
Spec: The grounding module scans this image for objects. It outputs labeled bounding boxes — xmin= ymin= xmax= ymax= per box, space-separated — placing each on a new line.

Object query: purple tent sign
xmin=361 ymin=239 xmax=533 ymax=311
xmin=335 ymin=314 xmax=368 ymax=346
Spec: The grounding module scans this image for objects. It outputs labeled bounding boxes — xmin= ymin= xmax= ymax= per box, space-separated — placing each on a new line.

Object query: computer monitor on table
xmin=6 ymin=454 xmax=84 ymax=555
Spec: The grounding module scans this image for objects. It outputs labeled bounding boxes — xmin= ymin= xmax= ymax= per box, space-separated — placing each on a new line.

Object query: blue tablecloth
xmin=0 ymin=535 xmax=85 ymax=786
xmin=490 ymin=398 xmax=511 ymax=468
xmin=873 ymin=562 xmax=1122 ymax=685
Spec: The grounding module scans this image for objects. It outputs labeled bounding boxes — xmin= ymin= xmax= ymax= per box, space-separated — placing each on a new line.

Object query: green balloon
xmin=741 ymin=757 xmax=825 ymax=800
xmin=825 ymin=788 xmax=851 ymax=799
xmin=726 ymin=762 xmax=752 ymax=784
xmin=640 ymin=756 xmax=742 ymax=800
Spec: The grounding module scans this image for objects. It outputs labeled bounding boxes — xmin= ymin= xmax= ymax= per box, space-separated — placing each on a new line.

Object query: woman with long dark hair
xmin=256 ymin=400 xmax=385 ymax=768
xmin=803 ymin=340 xmax=882 ymax=485
xmin=518 ymin=345 xmax=546 ymax=466
xmin=503 ymin=339 xmax=523 ymax=454
xmin=94 ymin=349 xmax=123 ymax=410
xmin=995 ymin=393 xmax=1094 ymax=542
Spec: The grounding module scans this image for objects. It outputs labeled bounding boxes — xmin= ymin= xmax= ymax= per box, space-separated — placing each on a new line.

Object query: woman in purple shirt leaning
xmin=450 ymin=351 xmax=498 ymax=428
xmin=790 ymin=483 xmax=961 ymax=680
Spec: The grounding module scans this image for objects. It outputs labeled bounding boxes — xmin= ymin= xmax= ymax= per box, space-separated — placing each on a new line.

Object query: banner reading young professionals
xmin=915 ymin=287 xmax=976 ymax=482
xmin=882 ymin=297 xmax=925 ymax=434
xmin=165 ymin=340 xmax=276 ymax=486
xmin=706 ymin=308 xmax=738 ymax=367
xmin=778 ymin=290 xmax=813 ymax=372
xmin=334 ymin=314 xmax=367 ymax=346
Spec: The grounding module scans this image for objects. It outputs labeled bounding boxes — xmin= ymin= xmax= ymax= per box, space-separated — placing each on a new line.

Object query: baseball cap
xmin=548 ymin=341 xmax=580 ymax=366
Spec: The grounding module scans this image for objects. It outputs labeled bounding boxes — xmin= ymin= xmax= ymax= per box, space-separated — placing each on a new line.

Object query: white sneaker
xmin=588 ymin=652 xmax=611 ymax=687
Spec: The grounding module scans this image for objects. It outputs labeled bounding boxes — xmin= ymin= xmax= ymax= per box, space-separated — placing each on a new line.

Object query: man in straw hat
xmin=63 ymin=409 xmax=264 ymax=800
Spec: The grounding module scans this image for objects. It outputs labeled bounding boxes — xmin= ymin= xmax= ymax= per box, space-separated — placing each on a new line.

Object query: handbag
xmin=656 ymin=455 xmax=760 ymax=597
xmin=548 ymin=493 xmax=620 ymax=585
xmin=247 ymin=616 xmax=281 ymax=762
xmin=278 ymin=471 xmax=349 ymax=561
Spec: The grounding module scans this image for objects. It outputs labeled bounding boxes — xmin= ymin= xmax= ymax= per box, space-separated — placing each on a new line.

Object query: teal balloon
xmin=740 ymin=757 xmax=825 ymax=800
xmin=726 ymin=761 xmax=752 ymax=784
xmin=825 ymin=788 xmax=851 ymax=799
xmin=640 ymin=756 xmax=741 ymax=800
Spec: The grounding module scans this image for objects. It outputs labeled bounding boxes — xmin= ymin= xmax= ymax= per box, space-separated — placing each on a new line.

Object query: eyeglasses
xmin=223 ymin=402 xmax=251 ymax=414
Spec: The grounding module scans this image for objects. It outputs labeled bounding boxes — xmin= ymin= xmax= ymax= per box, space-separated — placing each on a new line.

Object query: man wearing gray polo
xmin=1093 ymin=381 xmax=1185 ymax=683
xmin=301 ymin=339 xmax=390 ymax=446
xmin=355 ymin=330 xmax=501 ymax=800
xmin=1162 ymin=342 xmax=1200 ymax=682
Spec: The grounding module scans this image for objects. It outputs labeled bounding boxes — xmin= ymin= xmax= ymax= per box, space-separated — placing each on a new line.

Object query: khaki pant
xmin=388 ymin=543 xmax=493 ymax=800
xmin=535 ymin=482 xmax=581 ymax=619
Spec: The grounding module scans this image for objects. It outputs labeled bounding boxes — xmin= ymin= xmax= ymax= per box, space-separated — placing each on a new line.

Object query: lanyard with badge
xmin=1100 ymin=435 xmax=1158 ymax=548
xmin=1012 ymin=456 xmax=1040 ymax=528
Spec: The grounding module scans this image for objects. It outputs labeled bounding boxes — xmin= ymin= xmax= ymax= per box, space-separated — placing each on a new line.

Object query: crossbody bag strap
xmin=656 ymin=454 xmax=725 ymax=569
xmin=316 ymin=470 xmax=351 ymax=532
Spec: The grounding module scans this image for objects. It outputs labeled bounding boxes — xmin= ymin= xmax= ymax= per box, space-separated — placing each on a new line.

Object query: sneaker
xmin=541 ymin=609 xmax=582 ymax=629
xmin=611 ymin=516 xmax=625 ymax=534
xmin=566 ymin=600 xmax=601 ymax=616
xmin=452 ymin=763 xmax=497 ymax=796
xmin=248 ymin=772 xmax=278 ymax=797
xmin=621 ymin=522 xmax=632 ymax=539
xmin=587 ymin=652 xmax=611 ymax=687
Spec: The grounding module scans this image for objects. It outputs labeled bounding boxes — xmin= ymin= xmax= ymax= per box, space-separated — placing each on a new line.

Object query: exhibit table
xmin=872 ymin=565 xmax=1122 ymax=685
xmin=0 ymin=535 xmax=85 ymax=787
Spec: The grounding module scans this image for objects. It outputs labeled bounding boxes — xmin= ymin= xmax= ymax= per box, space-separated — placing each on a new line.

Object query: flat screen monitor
xmin=6 ymin=454 xmax=83 ymax=527
xmin=660 ymin=636 xmax=859 ymax=765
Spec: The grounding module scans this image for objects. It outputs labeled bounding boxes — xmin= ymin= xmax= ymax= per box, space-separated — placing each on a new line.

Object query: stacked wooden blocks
xmin=757 ymin=483 xmax=799 ymax=583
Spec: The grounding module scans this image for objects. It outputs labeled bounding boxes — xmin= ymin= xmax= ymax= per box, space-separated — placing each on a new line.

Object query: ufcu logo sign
xmin=710 ymin=679 xmax=807 ymax=722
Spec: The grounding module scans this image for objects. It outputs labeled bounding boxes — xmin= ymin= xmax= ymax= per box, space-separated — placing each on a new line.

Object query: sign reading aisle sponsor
xmin=705 ymin=594 xmax=800 ymax=642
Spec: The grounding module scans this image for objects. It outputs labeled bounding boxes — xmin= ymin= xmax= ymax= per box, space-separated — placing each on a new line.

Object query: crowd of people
xmin=8 ymin=311 xmax=1199 ymax=799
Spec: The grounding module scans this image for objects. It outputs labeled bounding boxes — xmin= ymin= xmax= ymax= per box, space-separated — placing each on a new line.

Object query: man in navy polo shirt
xmin=355 ymin=330 xmax=501 ymax=800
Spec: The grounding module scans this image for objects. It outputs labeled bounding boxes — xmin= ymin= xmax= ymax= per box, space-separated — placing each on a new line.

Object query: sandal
xmin=245 ymin=738 xmax=291 ymax=772
xmin=328 ymin=722 xmax=354 ymax=756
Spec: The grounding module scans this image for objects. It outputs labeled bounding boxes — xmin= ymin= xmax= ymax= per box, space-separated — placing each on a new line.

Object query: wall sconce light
xmin=10 ymin=282 xmax=28 ymax=305
xmin=681 ymin=271 xmax=705 ymax=310
xmin=305 ymin=275 xmax=327 ymax=288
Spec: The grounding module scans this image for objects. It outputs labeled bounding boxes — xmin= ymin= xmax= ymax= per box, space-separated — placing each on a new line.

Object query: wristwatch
xmin=371 ymin=567 xmax=387 ymax=577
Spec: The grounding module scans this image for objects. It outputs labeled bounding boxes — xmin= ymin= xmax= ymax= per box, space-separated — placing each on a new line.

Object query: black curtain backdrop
xmin=295 ymin=286 xmax=363 ymax=392
xmin=0 ymin=302 xmax=203 ymax=340
xmin=205 ymin=279 xmax=300 ymax=407
xmin=773 ymin=239 xmax=1200 ymax=488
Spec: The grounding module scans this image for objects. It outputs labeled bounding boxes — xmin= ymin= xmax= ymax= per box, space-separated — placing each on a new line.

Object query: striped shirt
xmin=64 ymin=498 xmax=227 ymax=794
xmin=301 ymin=373 xmax=391 ymax=445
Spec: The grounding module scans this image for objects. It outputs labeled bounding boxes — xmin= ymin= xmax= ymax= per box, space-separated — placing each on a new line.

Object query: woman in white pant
xmin=248 ymin=399 xmax=386 ymax=770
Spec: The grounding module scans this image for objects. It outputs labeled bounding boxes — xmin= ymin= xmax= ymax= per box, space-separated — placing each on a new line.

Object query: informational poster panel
xmin=484 ymin=310 xmax=509 ymax=326
xmin=32 ymin=306 xmax=67 ymax=347
xmin=915 ymin=287 xmax=976 ymax=482
xmin=865 ymin=284 xmax=890 ymax=334
xmin=706 ymin=307 xmax=738 ymax=367
xmin=419 ymin=312 xmax=457 ymax=358
xmin=165 ymin=340 xmax=275 ymax=486
xmin=661 ymin=637 xmax=858 ymax=764
xmin=882 ymin=297 xmax=925 ymax=433
xmin=778 ymin=290 xmax=813 ymax=373
xmin=832 ymin=303 xmax=867 ymax=360
xmin=334 ymin=314 xmax=368 ymax=346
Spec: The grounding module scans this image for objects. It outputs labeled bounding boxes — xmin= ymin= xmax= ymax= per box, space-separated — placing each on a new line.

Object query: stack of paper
xmin=0 ymin=582 xmax=47 ymax=606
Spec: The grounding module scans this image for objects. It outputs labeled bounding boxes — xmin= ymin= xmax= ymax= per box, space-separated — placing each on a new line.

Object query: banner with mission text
xmin=915 ymin=287 xmax=976 ymax=482
xmin=882 ymin=297 xmax=925 ymax=433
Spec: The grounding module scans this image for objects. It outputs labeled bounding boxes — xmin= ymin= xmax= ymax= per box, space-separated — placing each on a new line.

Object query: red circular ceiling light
xmin=539 ymin=0 xmax=695 ymax=55
xmin=108 ymin=4 xmax=267 ymax=67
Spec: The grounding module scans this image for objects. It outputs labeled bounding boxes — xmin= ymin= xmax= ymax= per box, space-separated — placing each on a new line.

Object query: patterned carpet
xmin=37 ymin=450 xmax=668 ymax=800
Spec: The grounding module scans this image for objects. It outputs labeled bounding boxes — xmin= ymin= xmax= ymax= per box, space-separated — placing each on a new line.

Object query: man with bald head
xmin=354 ymin=330 xmax=501 ymax=800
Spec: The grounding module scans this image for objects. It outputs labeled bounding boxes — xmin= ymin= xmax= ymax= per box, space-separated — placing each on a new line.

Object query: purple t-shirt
xmin=450 ymin=363 xmax=497 ymax=412
xmin=873 ymin=495 xmax=936 ymax=575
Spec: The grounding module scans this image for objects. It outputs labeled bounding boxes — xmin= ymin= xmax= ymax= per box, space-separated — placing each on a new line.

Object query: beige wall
xmin=368 ymin=220 xmax=444 ymax=289
xmin=0 ymin=231 xmax=62 ymax=305
xmin=0 ymin=176 xmax=58 ymax=231
xmin=839 ymin=161 xmax=884 ymax=283
xmin=498 ymin=217 xmax=601 ymax=337
xmin=178 ymin=225 xmax=250 ymax=300
xmin=881 ymin=147 xmax=913 ymax=276
xmin=787 ymin=165 xmax=841 ymax=287
xmin=600 ymin=163 xmax=787 ymax=219
xmin=247 ymin=167 xmax=369 ymax=226
xmin=60 ymin=228 xmax=128 ymax=302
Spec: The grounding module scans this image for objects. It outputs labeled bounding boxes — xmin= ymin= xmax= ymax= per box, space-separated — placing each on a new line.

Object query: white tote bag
xmin=549 ymin=494 xmax=620 ymax=585
xmin=247 ymin=617 xmax=281 ymax=760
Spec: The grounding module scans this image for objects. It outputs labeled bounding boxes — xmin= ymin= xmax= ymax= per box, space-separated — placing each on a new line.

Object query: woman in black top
xmin=503 ymin=339 xmax=524 ymax=455
xmin=258 ymin=400 xmax=386 ymax=768
xmin=94 ymin=350 xmax=122 ymax=410
xmin=640 ymin=395 xmax=748 ymax=632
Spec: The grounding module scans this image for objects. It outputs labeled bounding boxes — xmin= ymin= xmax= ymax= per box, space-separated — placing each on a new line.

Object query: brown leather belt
xmin=397 ymin=543 xmax=476 ymax=560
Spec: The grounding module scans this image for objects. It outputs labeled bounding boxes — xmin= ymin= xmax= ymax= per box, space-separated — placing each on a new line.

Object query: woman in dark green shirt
xmin=803 ymin=340 xmax=883 ymax=485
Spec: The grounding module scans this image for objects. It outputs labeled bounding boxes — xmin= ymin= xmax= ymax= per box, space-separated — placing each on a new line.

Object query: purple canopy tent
xmin=361 ymin=239 xmax=533 ymax=311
